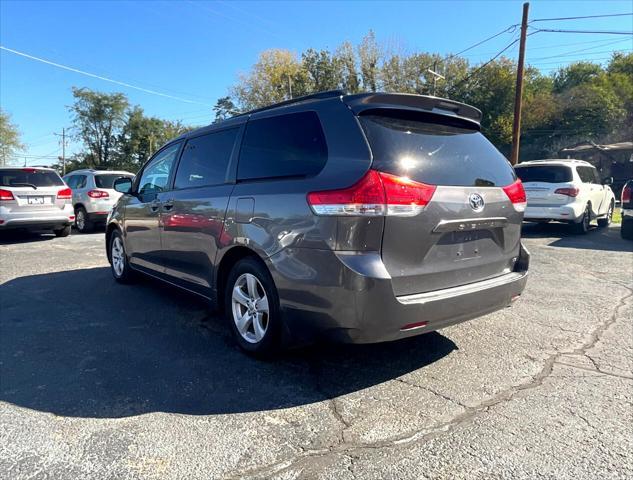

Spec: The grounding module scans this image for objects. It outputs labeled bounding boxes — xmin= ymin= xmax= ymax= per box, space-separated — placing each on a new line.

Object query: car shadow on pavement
xmin=0 ymin=230 xmax=59 ymax=245
xmin=0 ymin=267 xmax=456 ymax=419
xmin=521 ymin=222 xmax=632 ymax=253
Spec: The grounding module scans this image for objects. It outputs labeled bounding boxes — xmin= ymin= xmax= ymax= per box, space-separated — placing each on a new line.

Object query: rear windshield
xmin=515 ymin=165 xmax=572 ymax=183
xmin=95 ymin=174 xmax=132 ymax=189
xmin=0 ymin=169 xmax=64 ymax=188
xmin=359 ymin=111 xmax=516 ymax=187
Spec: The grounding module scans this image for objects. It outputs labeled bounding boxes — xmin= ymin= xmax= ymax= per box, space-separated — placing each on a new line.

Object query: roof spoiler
xmin=343 ymin=93 xmax=482 ymax=125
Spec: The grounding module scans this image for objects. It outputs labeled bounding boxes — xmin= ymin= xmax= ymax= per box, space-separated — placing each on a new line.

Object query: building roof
xmin=560 ymin=141 xmax=633 ymax=154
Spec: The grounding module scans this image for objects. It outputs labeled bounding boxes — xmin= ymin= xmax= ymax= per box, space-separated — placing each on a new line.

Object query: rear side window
xmin=95 ymin=174 xmax=132 ymax=189
xmin=576 ymin=166 xmax=596 ymax=184
xmin=359 ymin=111 xmax=516 ymax=187
xmin=238 ymin=112 xmax=328 ymax=181
xmin=0 ymin=169 xmax=64 ymax=187
xmin=515 ymin=165 xmax=573 ymax=183
xmin=175 ymin=128 xmax=238 ymax=189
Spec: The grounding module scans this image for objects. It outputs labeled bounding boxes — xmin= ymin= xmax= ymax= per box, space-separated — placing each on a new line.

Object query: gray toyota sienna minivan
xmin=107 ymin=91 xmax=529 ymax=355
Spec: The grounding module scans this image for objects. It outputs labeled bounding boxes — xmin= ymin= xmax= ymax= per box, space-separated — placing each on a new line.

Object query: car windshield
xmin=0 ymin=169 xmax=64 ymax=187
xmin=515 ymin=165 xmax=572 ymax=183
xmin=95 ymin=174 xmax=132 ymax=189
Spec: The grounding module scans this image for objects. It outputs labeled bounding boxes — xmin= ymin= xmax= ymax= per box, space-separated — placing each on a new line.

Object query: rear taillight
xmin=307 ymin=170 xmax=436 ymax=217
xmin=57 ymin=188 xmax=72 ymax=200
xmin=502 ymin=179 xmax=527 ymax=212
xmin=0 ymin=189 xmax=15 ymax=201
xmin=554 ymin=187 xmax=580 ymax=197
xmin=622 ymin=184 xmax=632 ymax=203
xmin=87 ymin=189 xmax=109 ymax=199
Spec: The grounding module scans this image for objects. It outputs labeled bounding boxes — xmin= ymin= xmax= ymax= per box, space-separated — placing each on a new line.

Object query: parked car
xmin=0 ymin=166 xmax=74 ymax=236
xmin=63 ymin=169 xmax=134 ymax=232
xmin=515 ymin=159 xmax=616 ymax=234
xmin=621 ymin=180 xmax=632 ymax=240
xmin=106 ymin=91 xmax=529 ymax=355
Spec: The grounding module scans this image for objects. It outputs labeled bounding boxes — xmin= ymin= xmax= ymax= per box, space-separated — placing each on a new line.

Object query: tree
xmin=301 ymin=49 xmax=342 ymax=92
xmin=70 ymin=87 xmax=129 ymax=168
xmin=335 ymin=41 xmax=361 ymax=94
xmin=213 ymin=96 xmax=238 ymax=122
xmin=0 ymin=109 xmax=24 ymax=166
xmin=358 ymin=30 xmax=381 ymax=92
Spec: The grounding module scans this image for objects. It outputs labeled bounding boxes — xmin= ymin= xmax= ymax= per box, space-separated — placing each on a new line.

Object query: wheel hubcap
xmin=77 ymin=211 xmax=85 ymax=230
xmin=231 ymin=273 xmax=269 ymax=344
xmin=111 ymin=237 xmax=125 ymax=277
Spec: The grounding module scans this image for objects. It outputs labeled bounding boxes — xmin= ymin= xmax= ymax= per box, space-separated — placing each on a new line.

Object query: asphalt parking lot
xmin=1 ymin=223 xmax=631 ymax=479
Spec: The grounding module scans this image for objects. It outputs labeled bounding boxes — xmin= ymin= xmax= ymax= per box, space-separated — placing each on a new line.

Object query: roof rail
xmin=234 ymin=90 xmax=345 ymax=118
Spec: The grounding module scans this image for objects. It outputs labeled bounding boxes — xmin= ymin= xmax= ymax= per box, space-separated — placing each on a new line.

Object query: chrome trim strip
xmin=397 ymin=271 xmax=527 ymax=305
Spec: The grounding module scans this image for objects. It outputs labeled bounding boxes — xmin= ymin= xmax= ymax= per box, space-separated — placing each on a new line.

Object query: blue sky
xmin=1 ymin=0 xmax=632 ymax=165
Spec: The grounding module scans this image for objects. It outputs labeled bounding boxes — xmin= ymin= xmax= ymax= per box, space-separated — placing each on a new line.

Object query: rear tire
xmin=109 ymin=229 xmax=134 ymax=283
xmin=621 ymin=217 xmax=633 ymax=240
xmin=224 ymin=256 xmax=282 ymax=357
xmin=574 ymin=204 xmax=591 ymax=234
xmin=597 ymin=201 xmax=614 ymax=228
xmin=53 ymin=225 xmax=71 ymax=237
xmin=75 ymin=206 xmax=93 ymax=233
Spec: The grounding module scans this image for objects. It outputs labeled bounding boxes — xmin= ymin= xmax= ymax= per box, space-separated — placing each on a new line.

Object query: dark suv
xmin=107 ymin=91 xmax=529 ymax=355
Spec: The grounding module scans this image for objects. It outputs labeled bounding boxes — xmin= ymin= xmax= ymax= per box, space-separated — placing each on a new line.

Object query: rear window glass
xmin=95 ymin=174 xmax=133 ymax=189
xmin=359 ymin=111 xmax=516 ymax=187
xmin=0 ymin=169 xmax=64 ymax=187
xmin=175 ymin=128 xmax=238 ymax=189
xmin=515 ymin=165 xmax=573 ymax=183
xmin=238 ymin=111 xmax=328 ymax=181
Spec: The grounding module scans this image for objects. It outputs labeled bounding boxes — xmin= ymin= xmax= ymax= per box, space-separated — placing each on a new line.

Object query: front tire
xmin=597 ymin=201 xmax=614 ymax=228
xmin=109 ymin=229 xmax=134 ymax=283
xmin=621 ymin=217 xmax=633 ymax=240
xmin=224 ymin=257 xmax=281 ymax=357
xmin=574 ymin=204 xmax=591 ymax=234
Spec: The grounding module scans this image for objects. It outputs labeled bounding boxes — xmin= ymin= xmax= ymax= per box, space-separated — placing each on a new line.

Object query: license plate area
xmin=27 ymin=197 xmax=46 ymax=205
xmin=439 ymin=230 xmax=486 ymax=261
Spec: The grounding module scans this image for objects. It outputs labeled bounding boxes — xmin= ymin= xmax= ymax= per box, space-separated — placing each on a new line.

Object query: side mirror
xmin=114 ymin=177 xmax=133 ymax=194
xmin=603 ymin=176 xmax=613 ymax=185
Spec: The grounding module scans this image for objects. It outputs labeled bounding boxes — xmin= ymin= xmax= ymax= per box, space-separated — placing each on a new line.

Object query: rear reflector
xmin=400 ymin=321 xmax=428 ymax=331
xmin=554 ymin=187 xmax=579 ymax=197
xmin=56 ymin=188 xmax=72 ymax=200
xmin=0 ymin=189 xmax=15 ymax=201
xmin=502 ymin=179 xmax=527 ymax=212
xmin=622 ymin=184 xmax=631 ymax=203
xmin=87 ymin=189 xmax=109 ymax=199
xmin=307 ymin=169 xmax=436 ymax=217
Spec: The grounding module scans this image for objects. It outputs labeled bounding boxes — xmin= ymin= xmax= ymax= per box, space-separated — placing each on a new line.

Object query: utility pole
xmin=427 ymin=60 xmax=445 ymax=97
xmin=53 ymin=128 xmax=67 ymax=175
xmin=288 ymin=73 xmax=293 ymax=99
xmin=510 ymin=2 xmax=530 ymax=166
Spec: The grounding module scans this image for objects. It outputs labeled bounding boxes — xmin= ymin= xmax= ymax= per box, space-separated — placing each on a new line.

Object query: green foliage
xmin=0 ymin=109 xmax=24 ymax=166
xmin=213 ymin=96 xmax=238 ymax=122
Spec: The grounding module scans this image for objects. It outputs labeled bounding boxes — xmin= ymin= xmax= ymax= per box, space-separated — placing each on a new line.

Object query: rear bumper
xmin=268 ymin=243 xmax=529 ymax=345
xmin=86 ymin=211 xmax=109 ymax=223
xmin=524 ymin=203 xmax=584 ymax=222
xmin=0 ymin=207 xmax=74 ymax=230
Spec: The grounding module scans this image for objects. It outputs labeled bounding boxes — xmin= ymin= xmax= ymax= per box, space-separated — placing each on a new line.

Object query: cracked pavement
xmin=1 ymin=222 xmax=631 ymax=479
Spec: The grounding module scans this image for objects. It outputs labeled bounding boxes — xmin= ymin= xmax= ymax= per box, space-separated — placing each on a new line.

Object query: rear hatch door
xmin=358 ymin=110 xmax=524 ymax=296
xmin=0 ymin=168 xmax=65 ymax=212
xmin=515 ymin=164 xmax=574 ymax=206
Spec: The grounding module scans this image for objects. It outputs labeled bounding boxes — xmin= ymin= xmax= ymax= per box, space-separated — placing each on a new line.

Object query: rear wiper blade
xmin=9 ymin=183 xmax=38 ymax=189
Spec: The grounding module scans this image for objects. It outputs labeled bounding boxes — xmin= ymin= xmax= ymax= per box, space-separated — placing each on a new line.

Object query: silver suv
xmin=0 ymin=166 xmax=74 ymax=236
xmin=107 ymin=91 xmax=529 ymax=356
xmin=63 ymin=169 xmax=134 ymax=232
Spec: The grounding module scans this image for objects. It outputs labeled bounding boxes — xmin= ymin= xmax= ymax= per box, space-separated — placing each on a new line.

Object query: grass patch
xmin=613 ymin=207 xmax=622 ymax=224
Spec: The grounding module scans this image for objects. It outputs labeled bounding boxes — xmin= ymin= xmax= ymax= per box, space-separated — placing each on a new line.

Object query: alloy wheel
xmin=76 ymin=210 xmax=85 ymax=231
xmin=231 ymin=273 xmax=269 ymax=344
xmin=111 ymin=236 xmax=125 ymax=277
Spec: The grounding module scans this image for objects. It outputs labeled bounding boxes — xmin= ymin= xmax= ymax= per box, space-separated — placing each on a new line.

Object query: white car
xmin=63 ymin=169 xmax=134 ymax=232
xmin=514 ymin=159 xmax=615 ymax=234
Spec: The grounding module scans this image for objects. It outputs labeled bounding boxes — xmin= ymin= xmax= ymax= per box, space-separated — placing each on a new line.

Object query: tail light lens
xmin=622 ymin=184 xmax=631 ymax=203
xmin=87 ymin=189 xmax=109 ymax=199
xmin=502 ymin=179 xmax=527 ymax=212
xmin=554 ymin=187 xmax=580 ymax=197
xmin=0 ymin=189 xmax=15 ymax=201
xmin=307 ymin=170 xmax=436 ymax=217
xmin=57 ymin=188 xmax=72 ymax=200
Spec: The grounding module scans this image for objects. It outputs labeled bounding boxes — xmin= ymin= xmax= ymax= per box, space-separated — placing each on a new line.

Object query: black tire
xmin=109 ymin=229 xmax=135 ymax=283
xmin=53 ymin=225 xmax=71 ymax=237
xmin=75 ymin=206 xmax=93 ymax=233
xmin=621 ymin=218 xmax=633 ymax=240
xmin=597 ymin=201 xmax=614 ymax=228
xmin=574 ymin=204 xmax=591 ymax=234
xmin=224 ymin=256 xmax=282 ymax=357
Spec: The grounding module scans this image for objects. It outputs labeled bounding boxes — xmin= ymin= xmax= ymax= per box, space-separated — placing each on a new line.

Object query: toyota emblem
xmin=469 ymin=193 xmax=485 ymax=212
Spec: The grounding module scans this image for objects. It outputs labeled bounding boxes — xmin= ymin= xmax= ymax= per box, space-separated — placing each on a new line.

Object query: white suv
xmin=515 ymin=159 xmax=615 ymax=234
xmin=63 ymin=169 xmax=134 ymax=232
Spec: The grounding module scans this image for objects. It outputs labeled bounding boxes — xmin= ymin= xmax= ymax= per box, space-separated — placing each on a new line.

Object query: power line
xmin=446 ymin=24 xmax=519 ymax=60
xmin=530 ymin=13 xmax=633 ymax=22
xmin=0 ymin=46 xmax=214 ymax=107
xmin=532 ymin=28 xmax=633 ymax=35
xmin=530 ymin=48 xmax=632 ymax=62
